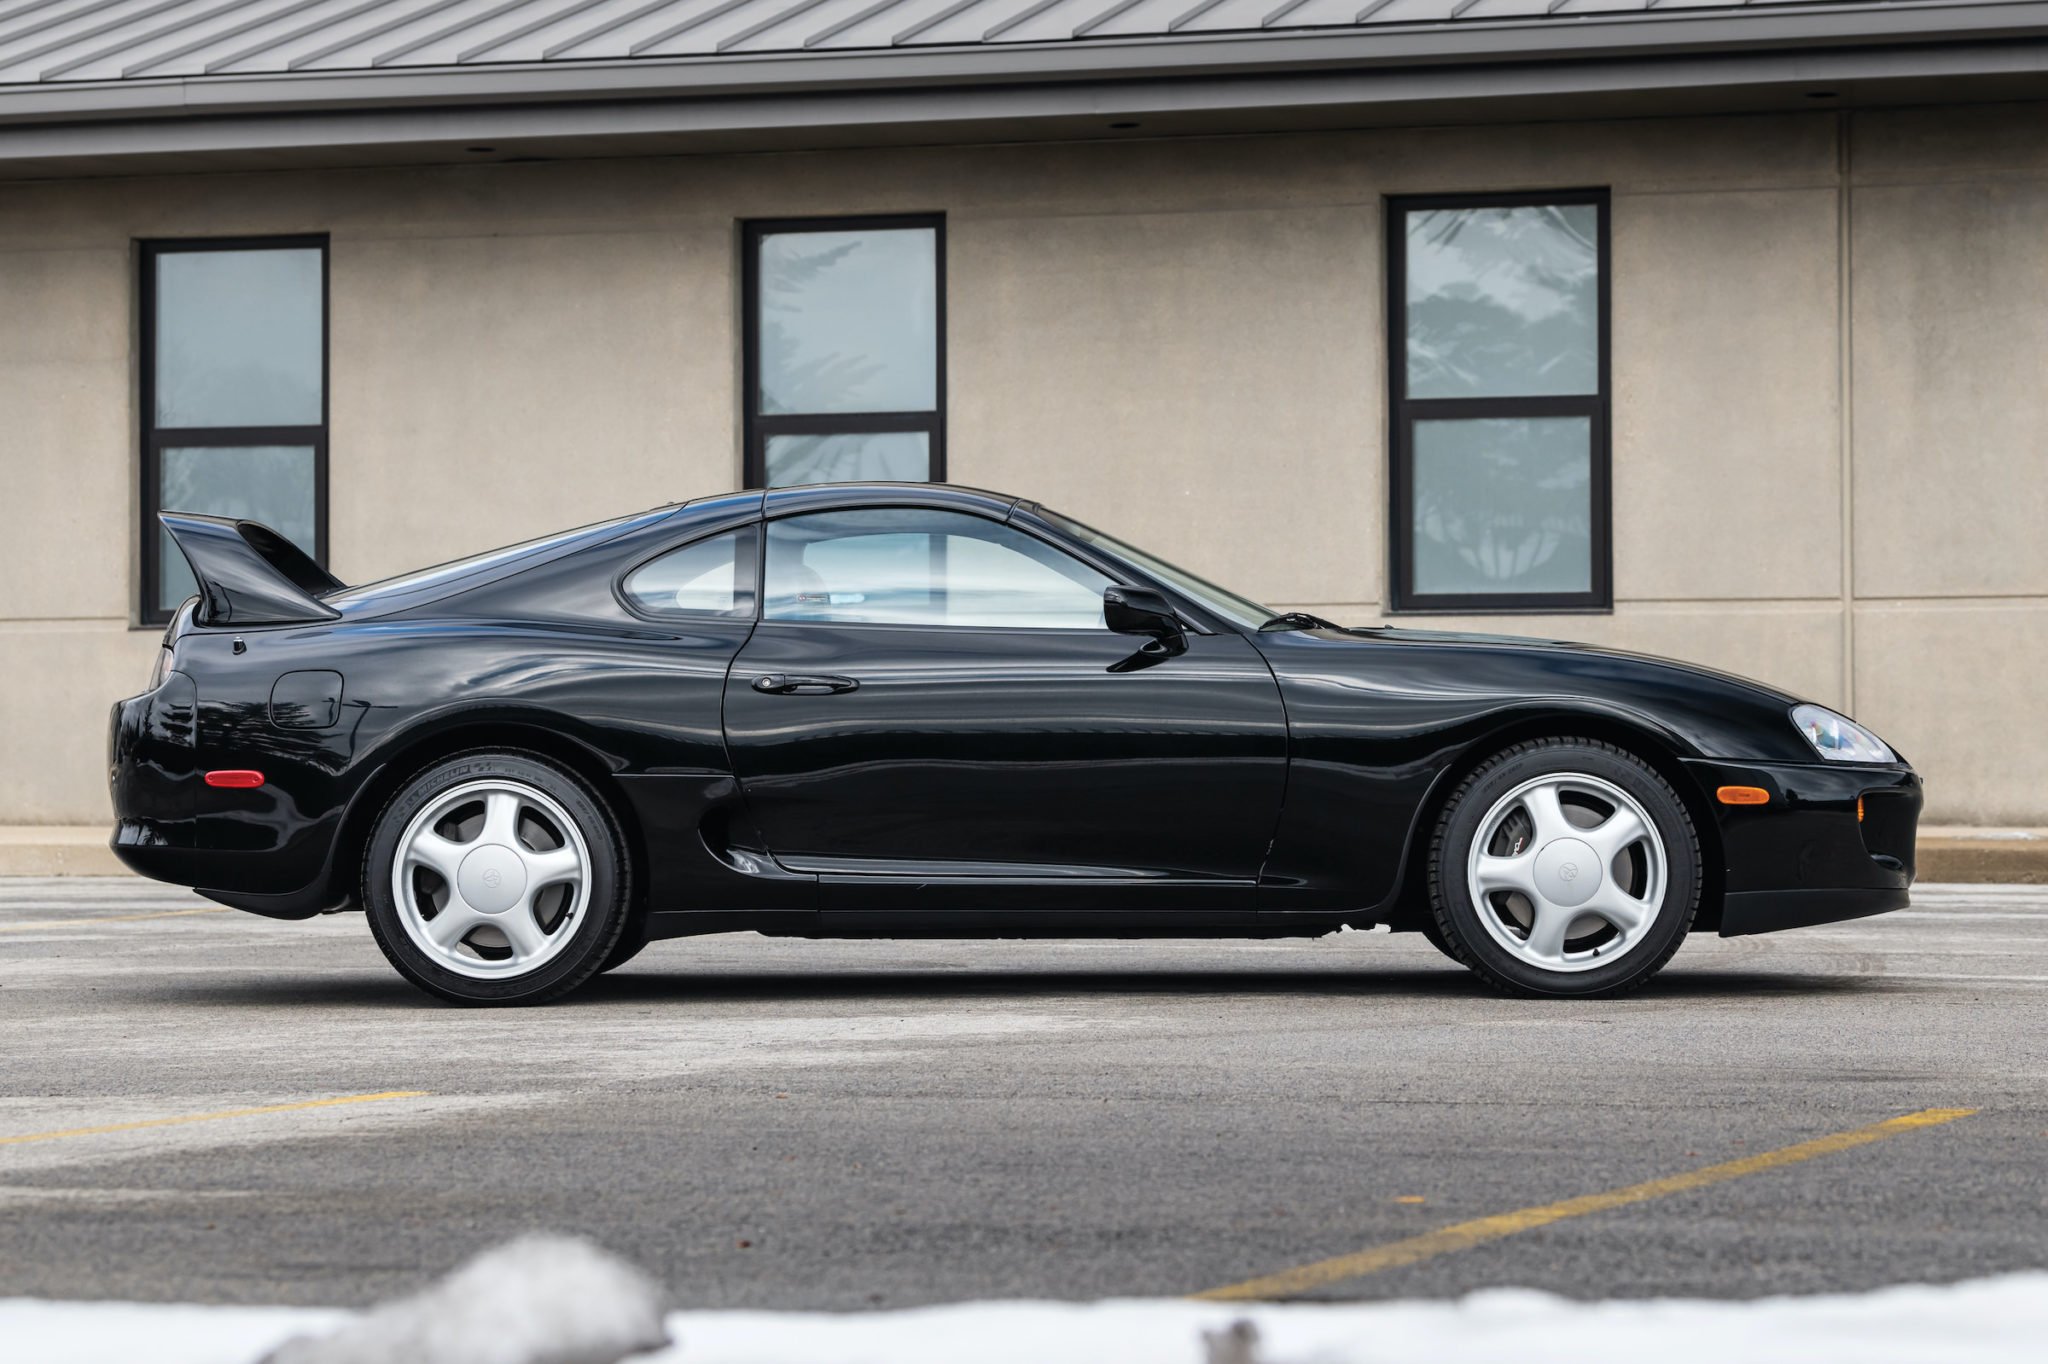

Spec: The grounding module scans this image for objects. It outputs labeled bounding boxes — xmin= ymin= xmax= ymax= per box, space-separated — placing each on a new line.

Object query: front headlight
xmin=1791 ymin=703 xmax=1895 ymax=764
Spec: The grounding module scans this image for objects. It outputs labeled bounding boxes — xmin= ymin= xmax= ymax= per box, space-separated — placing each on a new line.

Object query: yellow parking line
xmin=0 ymin=907 xmax=228 ymax=933
xmin=0 ymin=1091 xmax=430 ymax=1147
xmin=1194 ymin=1107 xmax=1976 ymax=1301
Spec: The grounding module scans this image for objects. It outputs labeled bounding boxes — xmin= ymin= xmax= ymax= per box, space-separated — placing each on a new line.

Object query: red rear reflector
xmin=1716 ymin=785 xmax=1770 ymax=806
xmin=204 ymin=770 xmax=264 ymax=789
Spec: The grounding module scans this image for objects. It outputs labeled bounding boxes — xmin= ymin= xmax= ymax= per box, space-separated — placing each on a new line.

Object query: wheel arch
xmin=326 ymin=716 xmax=646 ymax=923
xmin=1388 ymin=711 xmax=1725 ymax=933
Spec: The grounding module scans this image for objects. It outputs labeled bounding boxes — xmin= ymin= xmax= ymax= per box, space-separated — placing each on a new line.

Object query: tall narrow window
xmin=1389 ymin=193 xmax=1609 ymax=612
xmin=743 ymin=216 xmax=944 ymax=489
xmin=140 ymin=238 xmax=328 ymax=623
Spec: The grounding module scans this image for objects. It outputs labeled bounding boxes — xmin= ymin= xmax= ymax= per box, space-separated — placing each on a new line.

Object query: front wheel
xmin=363 ymin=752 xmax=629 ymax=1005
xmin=1428 ymin=739 xmax=1700 ymax=998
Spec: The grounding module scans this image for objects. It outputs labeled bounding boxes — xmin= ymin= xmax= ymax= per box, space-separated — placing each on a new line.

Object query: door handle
xmin=751 ymin=673 xmax=860 ymax=696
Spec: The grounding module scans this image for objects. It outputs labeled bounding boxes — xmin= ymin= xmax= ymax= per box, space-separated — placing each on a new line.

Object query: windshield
xmin=1036 ymin=509 xmax=1275 ymax=632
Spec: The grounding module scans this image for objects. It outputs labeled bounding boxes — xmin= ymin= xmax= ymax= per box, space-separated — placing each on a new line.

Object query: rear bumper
xmin=109 ymin=834 xmax=335 ymax=920
xmin=107 ymin=684 xmax=347 ymax=920
xmin=1682 ymin=757 xmax=1921 ymax=938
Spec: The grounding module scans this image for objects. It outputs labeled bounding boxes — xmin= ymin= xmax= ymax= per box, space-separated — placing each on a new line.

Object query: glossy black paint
xmin=723 ymin=619 xmax=1285 ymax=912
xmin=110 ymin=483 xmax=1919 ymax=944
xmin=155 ymin=513 xmax=341 ymax=626
xmin=1102 ymin=585 xmax=1187 ymax=652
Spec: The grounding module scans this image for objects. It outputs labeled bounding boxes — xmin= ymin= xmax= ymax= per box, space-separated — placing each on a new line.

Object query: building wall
xmin=2 ymin=103 xmax=2043 ymax=825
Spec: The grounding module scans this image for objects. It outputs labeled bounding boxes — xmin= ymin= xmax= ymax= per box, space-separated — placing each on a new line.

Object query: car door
xmin=720 ymin=503 xmax=1288 ymax=910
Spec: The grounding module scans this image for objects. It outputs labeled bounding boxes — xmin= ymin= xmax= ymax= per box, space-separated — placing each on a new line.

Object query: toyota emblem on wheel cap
xmin=482 ymin=867 xmax=503 ymax=889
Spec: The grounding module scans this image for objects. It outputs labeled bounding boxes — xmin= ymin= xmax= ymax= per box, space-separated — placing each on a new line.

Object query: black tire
xmin=1413 ymin=915 xmax=1458 ymax=962
xmin=362 ymin=751 xmax=630 ymax=1006
xmin=1428 ymin=738 xmax=1700 ymax=998
xmin=597 ymin=923 xmax=651 ymax=974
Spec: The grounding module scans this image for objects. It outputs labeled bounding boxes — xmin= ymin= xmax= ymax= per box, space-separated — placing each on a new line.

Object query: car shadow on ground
xmin=578 ymin=966 xmax=1884 ymax=1004
xmin=159 ymin=965 xmax=1892 ymax=1010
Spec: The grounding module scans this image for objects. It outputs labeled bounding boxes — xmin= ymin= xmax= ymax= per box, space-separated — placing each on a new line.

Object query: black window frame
xmin=1386 ymin=189 xmax=1611 ymax=615
xmin=138 ymin=235 xmax=331 ymax=627
xmin=740 ymin=214 xmax=946 ymax=490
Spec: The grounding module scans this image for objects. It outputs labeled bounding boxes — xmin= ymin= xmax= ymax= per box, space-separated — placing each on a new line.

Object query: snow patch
xmin=640 ymin=1279 xmax=2048 ymax=1364
xmin=7 ymin=1270 xmax=2048 ymax=1364
xmin=259 ymin=1235 xmax=668 ymax=1364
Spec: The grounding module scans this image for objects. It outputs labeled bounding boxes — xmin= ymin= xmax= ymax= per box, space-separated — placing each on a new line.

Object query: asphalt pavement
xmin=2 ymin=877 xmax=2043 ymax=1309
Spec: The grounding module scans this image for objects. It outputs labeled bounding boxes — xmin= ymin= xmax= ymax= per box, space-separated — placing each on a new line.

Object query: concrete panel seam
xmin=1838 ymin=106 xmax=1856 ymax=714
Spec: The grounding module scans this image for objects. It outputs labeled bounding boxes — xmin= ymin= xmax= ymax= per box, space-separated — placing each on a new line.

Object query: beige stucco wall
xmin=2 ymin=103 xmax=2043 ymax=825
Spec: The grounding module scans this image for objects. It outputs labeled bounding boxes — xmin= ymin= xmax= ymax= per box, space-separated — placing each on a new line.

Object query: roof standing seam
xmin=803 ymin=0 xmax=909 ymax=47
xmin=125 ymin=0 xmax=327 ymax=77
xmin=374 ymin=0 xmax=540 ymax=65
xmin=0 ymin=0 xmax=2014 ymax=87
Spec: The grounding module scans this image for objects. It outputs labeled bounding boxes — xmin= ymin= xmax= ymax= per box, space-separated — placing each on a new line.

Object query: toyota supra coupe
xmin=111 ymin=483 xmax=1920 ymax=1005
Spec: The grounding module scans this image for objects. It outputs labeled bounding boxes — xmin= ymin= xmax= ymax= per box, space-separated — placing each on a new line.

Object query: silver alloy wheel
xmin=390 ymin=778 xmax=591 ymax=981
xmin=1464 ymin=771 xmax=1667 ymax=973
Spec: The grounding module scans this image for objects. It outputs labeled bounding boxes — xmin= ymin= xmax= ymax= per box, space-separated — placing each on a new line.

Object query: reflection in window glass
xmin=758 ymin=228 xmax=937 ymax=416
xmin=157 ymin=446 xmax=317 ymax=611
xmin=1391 ymin=194 xmax=1607 ymax=610
xmin=1039 ymin=510 xmax=1274 ymax=632
xmin=1404 ymin=205 xmax=1598 ymax=400
xmin=765 ymin=509 xmax=1109 ymax=629
xmin=144 ymin=240 xmax=328 ymax=622
xmin=746 ymin=218 xmax=943 ymax=489
xmin=621 ymin=528 xmax=758 ymax=619
xmin=1410 ymin=417 xmax=1592 ymax=598
xmin=765 ymin=432 xmax=930 ymax=488
xmin=155 ymin=249 xmax=324 ymax=428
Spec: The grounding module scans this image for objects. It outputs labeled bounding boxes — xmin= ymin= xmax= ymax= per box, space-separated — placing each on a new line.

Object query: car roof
xmin=734 ymin=482 xmax=1023 ymax=520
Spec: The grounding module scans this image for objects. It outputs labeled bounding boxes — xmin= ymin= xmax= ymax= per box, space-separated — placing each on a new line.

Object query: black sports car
xmin=110 ymin=483 xmax=1919 ymax=1005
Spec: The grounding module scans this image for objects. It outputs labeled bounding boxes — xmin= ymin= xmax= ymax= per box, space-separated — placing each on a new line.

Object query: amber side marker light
xmin=203 ymin=770 xmax=264 ymax=789
xmin=1858 ymin=795 xmax=1866 ymax=823
xmin=1716 ymin=785 xmax=1771 ymax=806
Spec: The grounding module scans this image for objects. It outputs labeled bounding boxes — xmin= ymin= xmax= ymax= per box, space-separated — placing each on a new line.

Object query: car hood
xmin=1338 ymin=624 xmax=1805 ymax=707
xmin=1251 ymin=622 xmax=1822 ymax=766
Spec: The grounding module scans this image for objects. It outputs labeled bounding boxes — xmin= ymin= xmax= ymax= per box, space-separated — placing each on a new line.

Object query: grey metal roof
xmin=0 ymin=0 xmax=1986 ymax=86
xmin=5 ymin=0 xmax=2048 ymax=175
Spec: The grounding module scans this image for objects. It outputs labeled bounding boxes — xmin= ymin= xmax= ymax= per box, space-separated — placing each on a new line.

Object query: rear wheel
xmin=363 ymin=752 xmax=628 ymax=1005
xmin=598 ymin=923 xmax=651 ymax=974
xmin=1429 ymin=738 xmax=1700 ymax=998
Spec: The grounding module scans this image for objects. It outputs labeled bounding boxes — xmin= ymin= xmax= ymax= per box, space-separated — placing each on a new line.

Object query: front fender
xmin=1247 ymin=627 xmax=1809 ymax=915
xmin=1258 ymin=691 xmax=1706 ymax=916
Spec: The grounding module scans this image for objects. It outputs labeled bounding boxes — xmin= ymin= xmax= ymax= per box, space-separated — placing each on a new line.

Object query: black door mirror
xmin=1104 ymin=586 xmax=1187 ymax=655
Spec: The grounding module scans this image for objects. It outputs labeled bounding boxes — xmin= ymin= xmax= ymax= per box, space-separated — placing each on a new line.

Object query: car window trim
xmin=748 ymin=618 xmax=1127 ymax=638
xmin=611 ymin=514 xmax=765 ymax=626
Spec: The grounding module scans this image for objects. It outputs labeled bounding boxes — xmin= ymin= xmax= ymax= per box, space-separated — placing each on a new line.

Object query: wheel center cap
xmin=1533 ymin=837 xmax=1602 ymax=907
xmin=457 ymin=844 xmax=527 ymax=914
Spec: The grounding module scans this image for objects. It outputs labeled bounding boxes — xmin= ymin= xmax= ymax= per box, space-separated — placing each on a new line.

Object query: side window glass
xmin=622 ymin=526 xmax=758 ymax=619
xmin=764 ymin=509 xmax=1110 ymax=629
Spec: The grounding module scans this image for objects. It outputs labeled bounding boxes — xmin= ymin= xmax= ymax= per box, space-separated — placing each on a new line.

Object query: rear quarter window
xmin=621 ymin=527 xmax=759 ymax=620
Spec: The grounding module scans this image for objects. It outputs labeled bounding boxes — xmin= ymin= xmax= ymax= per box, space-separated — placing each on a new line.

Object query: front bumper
xmin=1683 ymin=758 xmax=1921 ymax=937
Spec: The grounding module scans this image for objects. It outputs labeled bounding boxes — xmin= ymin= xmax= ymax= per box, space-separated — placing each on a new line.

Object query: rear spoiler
xmin=159 ymin=512 xmax=343 ymax=626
